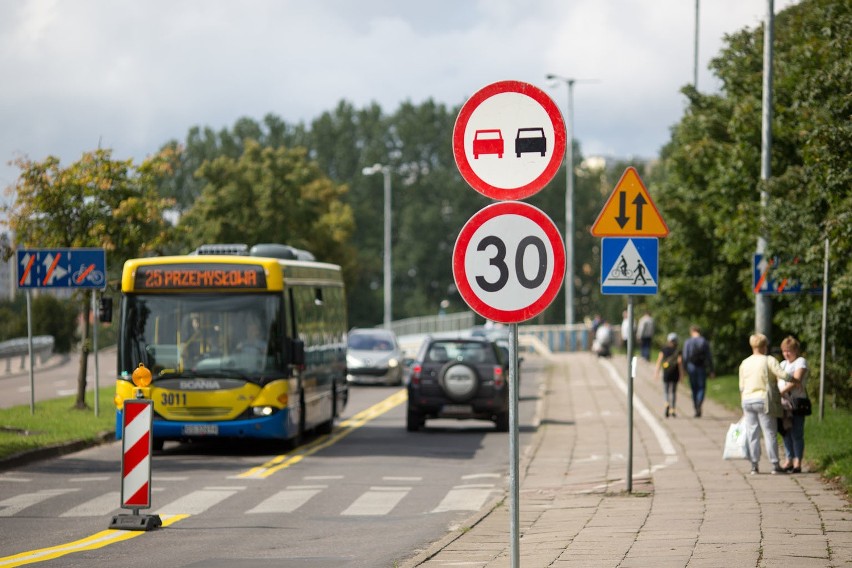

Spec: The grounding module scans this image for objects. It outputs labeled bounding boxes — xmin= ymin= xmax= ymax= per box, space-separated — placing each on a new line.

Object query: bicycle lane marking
xmin=0 ymin=515 xmax=188 ymax=567
xmin=599 ymin=358 xmax=678 ymax=459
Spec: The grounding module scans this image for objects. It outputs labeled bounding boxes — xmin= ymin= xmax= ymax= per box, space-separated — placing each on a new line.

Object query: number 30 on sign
xmin=453 ymin=201 xmax=565 ymax=323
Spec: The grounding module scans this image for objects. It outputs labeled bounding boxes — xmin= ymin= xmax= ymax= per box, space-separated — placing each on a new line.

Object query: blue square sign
xmin=17 ymin=248 xmax=106 ymax=289
xmin=601 ymin=238 xmax=658 ymax=295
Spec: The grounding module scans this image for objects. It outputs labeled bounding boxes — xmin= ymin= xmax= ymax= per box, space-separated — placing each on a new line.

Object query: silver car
xmin=346 ymin=328 xmax=404 ymax=385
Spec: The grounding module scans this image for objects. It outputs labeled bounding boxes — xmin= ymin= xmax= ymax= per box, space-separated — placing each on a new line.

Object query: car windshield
xmin=426 ymin=341 xmax=492 ymax=364
xmin=120 ymin=293 xmax=285 ymax=381
xmin=348 ymin=333 xmax=395 ymax=352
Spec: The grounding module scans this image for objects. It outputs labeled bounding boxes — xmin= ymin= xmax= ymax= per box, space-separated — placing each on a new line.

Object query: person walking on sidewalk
xmin=636 ymin=310 xmax=654 ymax=360
xmin=683 ymin=324 xmax=714 ymax=417
xmin=739 ymin=333 xmax=791 ymax=475
xmin=779 ymin=336 xmax=808 ymax=473
xmin=654 ymin=332 xmax=683 ymax=417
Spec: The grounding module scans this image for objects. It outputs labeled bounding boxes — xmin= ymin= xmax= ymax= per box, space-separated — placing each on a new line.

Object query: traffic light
xmin=99 ymin=296 xmax=113 ymax=323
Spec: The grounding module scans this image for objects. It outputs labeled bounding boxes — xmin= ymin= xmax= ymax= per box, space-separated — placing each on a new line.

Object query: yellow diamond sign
xmin=591 ymin=167 xmax=669 ymax=237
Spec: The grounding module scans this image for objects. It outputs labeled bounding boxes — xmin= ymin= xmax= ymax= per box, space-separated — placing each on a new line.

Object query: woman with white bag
xmin=738 ymin=333 xmax=793 ymax=475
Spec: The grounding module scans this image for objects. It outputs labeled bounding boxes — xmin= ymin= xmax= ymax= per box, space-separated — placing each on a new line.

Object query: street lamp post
xmin=546 ymin=74 xmax=576 ymax=326
xmin=362 ymin=163 xmax=392 ymax=328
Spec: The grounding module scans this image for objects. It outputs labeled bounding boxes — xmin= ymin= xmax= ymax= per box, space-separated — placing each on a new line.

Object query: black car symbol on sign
xmin=515 ymin=127 xmax=547 ymax=157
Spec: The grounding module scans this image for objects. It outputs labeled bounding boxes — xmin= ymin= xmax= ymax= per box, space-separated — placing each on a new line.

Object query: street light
xmin=546 ymin=73 xmax=576 ymax=326
xmin=362 ymin=163 xmax=392 ymax=329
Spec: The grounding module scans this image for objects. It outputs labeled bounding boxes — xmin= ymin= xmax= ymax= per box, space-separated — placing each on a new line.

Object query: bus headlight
xmin=252 ymin=406 xmax=275 ymax=417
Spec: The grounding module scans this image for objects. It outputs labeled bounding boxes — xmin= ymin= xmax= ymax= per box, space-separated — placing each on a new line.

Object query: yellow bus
xmin=114 ymin=244 xmax=347 ymax=450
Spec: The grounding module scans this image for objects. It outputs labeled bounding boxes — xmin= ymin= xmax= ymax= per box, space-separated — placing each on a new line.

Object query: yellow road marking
xmin=0 ymin=389 xmax=409 ymax=566
xmin=0 ymin=515 xmax=188 ymax=567
xmin=237 ymin=389 xmax=407 ymax=479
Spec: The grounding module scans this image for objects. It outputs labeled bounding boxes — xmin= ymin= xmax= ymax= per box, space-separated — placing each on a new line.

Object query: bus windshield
xmin=120 ymin=293 xmax=285 ymax=381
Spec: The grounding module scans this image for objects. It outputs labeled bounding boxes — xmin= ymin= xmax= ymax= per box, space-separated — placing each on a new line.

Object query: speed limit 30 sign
xmin=453 ymin=201 xmax=565 ymax=323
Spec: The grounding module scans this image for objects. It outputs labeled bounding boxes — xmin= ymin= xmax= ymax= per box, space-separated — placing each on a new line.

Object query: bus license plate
xmin=182 ymin=424 xmax=218 ymax=436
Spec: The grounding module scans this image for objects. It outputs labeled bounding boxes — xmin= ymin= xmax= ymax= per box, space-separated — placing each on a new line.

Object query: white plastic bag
xmin=723 ymin=419 xmax=749 ymax=460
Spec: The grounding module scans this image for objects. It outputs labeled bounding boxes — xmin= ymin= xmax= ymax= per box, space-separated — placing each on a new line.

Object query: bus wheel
xmin=152 ymin=438 xmax=164 ymax=451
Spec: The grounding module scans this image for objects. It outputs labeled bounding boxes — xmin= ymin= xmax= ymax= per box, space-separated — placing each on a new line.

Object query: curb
xmin=0 ymin=431 xmax=115 ymax=472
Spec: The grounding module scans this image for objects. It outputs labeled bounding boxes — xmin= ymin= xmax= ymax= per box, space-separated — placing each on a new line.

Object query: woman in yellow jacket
xmin=739 ymin=333 xmax=794 ymax=475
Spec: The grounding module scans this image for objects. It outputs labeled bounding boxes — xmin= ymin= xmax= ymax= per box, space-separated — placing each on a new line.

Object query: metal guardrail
xmin=387 ymin=312 xmax=476 ymax=337
xmin=387 ymin=312 xmax=591 ymax=353
xmin=0 ymin=336 xmax=55 ymax=373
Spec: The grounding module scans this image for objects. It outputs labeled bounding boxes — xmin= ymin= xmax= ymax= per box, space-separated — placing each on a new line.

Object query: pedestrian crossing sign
xmin=601 ymin=237 xmax=658 ymax=295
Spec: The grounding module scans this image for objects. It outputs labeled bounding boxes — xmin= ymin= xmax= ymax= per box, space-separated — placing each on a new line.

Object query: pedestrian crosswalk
xmin=0 ymin=473 xmax=501 ymax=520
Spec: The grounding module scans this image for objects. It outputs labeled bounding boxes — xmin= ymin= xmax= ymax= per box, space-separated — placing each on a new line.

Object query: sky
xmin=1 ymin=0 xmax=800 ymax=195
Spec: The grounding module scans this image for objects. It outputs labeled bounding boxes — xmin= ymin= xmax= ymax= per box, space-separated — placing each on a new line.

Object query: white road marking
xmin=431 ymin=486 xmax=495 ymax=513
xmin=0 ymin=489 xmax=79 ymax=516
xmin=341 ymin=486 xmax=410 ymax=516
xmin=157 ymin=488 xmax=242 ymax=515
xmin=60 ymin=492 xmax=120 ymax=517
xmin=247 ymin=486 xmax=327 ymax=514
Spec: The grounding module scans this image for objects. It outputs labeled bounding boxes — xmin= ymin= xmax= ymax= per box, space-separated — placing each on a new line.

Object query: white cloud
xmin=0 ymin=0 xmax=800 ymax=191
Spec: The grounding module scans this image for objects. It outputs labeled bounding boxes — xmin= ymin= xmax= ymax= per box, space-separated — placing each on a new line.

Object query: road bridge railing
xmin=0 ymin=336 xmax=55 ymax=375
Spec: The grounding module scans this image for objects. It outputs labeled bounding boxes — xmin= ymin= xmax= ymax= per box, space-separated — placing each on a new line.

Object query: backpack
xmin=688 ymin=344 xmax=707 ymax=366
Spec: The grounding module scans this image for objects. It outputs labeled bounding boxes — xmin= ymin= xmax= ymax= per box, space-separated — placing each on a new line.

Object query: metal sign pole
xmin=26 ymin=290 xmax=35 ymax=415
xmin=819 ymin=237 xmax=829 ymax=421
xmin=626 ymin=296 xmax=634 ymax=493
xmin=508 ymin=322 xmax=520 ymax=568
xmin=92 ymin=290 xmax=100 ymax=417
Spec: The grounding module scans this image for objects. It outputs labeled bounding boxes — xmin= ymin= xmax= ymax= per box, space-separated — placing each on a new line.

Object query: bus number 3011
xmin=161 ymin=393 xmax=188 ymax=406
xmin=475 ymin=235 xmax=547 ymax=293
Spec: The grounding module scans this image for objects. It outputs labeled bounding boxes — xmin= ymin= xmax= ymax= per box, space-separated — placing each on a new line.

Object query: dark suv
xmin=406 ymin=337 xmax=510 ymax=432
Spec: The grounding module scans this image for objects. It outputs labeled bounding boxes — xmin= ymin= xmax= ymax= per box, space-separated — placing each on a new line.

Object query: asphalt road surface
xmin=0 ymin=357 xmax=546 ymax=567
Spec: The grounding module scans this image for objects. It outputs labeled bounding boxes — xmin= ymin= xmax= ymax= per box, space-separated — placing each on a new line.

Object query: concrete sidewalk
xmin=403 ymin=351 xmax=852 ymax=567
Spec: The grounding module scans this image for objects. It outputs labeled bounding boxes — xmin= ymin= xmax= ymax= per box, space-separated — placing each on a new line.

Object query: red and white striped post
xmin=120 ymin=398 xmax=153 ymax=509
xmin=110 ymin=363 xmax=162 ymax=531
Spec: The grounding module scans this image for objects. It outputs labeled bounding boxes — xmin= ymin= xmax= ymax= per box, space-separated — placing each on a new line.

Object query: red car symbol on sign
xmin=473 ymin=129 xmax=504 ymax=159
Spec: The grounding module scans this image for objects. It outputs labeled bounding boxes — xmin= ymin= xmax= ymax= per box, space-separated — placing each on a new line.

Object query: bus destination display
xmin=135 ymin=263 xmax=267 ymax=290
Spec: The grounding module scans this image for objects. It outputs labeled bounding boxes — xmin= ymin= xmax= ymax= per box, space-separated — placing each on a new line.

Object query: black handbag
xmin=791 ymin=397 xmax=812 ymax=417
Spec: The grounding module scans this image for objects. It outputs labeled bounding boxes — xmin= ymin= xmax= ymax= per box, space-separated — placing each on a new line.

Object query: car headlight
xmin=346 ymin=355 xmax=361 ymax=367
xmin=252 ymin=406 xmax=275 ymax=416
xmin=388 ymin=358 xmax=399 ymax=368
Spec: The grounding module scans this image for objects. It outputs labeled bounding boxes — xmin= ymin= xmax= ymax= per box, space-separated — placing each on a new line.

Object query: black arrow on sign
xmin=615 ymin=191 xmax=630 ymax=228
xmin=632 ymin=193 xmax=647 ymax=230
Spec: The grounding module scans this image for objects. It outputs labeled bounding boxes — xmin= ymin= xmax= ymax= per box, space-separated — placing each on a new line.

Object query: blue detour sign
xmin=601 ymin=237 xmax=658 ymax=295
xmin=17 ymin=248 xmax=107 ymax=289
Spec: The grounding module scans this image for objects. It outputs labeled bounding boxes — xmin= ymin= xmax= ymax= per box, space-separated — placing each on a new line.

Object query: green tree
xmin=651 ymin=0 xmax=850 ymax=402
xmin=3 ymin=149 xmax=175 ymax=409
xmin=178 ymin=140 xmax=355 ymax=270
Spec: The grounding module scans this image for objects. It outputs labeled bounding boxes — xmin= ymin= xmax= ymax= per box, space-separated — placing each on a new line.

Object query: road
xmin=0 ymin=358 xmax=546 ymax=567
xmin=0 ymin=348 xmax=116 ymax=409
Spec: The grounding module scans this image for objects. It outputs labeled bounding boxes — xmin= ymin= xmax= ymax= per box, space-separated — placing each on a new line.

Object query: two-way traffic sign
xmin=17 ymin=248 xmax=107 ymax=289
xmin=591 ymin=167 xmax=668 ymax=237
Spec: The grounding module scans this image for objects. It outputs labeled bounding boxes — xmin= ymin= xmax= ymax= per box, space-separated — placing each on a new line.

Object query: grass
xmin=0 ymin=387 xmax=115 ymax=462
xmin=706 ymin=374 xmax=852 ymax=496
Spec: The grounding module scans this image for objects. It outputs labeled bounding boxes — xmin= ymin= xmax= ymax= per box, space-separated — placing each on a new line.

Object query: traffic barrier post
xmin=109 ymin=363 xmax=162 ymax=531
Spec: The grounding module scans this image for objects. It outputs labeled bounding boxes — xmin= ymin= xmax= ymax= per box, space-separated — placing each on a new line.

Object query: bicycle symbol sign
xmin=453 ymin=201 xmax=565 ymax=323
xmin=600 ymin=238 xmax=658 ymax=295
xmin=17 ymin=248 xmax=107 ymax=289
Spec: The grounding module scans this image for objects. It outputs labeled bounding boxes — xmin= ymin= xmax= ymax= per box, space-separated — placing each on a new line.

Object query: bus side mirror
xmin=99 ymin=297 xmax=113 ymax=323
xmin=289 ymin=338 xmax=305 ymax=367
